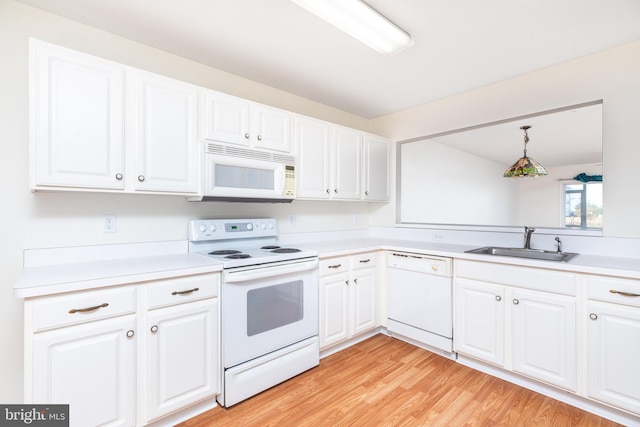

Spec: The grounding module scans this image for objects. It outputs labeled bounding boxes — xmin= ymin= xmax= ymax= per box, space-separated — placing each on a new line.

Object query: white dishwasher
xmin=386 ymin=251 xmax=453 ymax=354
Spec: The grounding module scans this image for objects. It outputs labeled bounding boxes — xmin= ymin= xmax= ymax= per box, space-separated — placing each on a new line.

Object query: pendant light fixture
xmin=503 ymin=125 xmax=548 ymax=178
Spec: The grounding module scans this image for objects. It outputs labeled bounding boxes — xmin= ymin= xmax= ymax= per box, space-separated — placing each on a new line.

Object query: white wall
xmin=370 ymin=39 xmax=640 ymax=239
xmin=400 ymin=141 xmax=519 ymax=225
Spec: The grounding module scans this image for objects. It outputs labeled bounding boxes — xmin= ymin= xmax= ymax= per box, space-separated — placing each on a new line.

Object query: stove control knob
xmin=246 ymin=223 xmax=253 ymax=230
xmin=199 ymin=224 xmax=207 ymax=233
xmin=209 ymin=225 xmax=216 ymax=232
xmin=268 ymin=223 xmax=275 ymax=229
xmin=260 ymin=223 xmax=266 ymax=229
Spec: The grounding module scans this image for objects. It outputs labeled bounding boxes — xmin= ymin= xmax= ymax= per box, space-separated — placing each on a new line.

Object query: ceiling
xmin=16 ymin=0 xmax=640 ymax=119
xmin=423 ymin=103 xmax=602 ymax=168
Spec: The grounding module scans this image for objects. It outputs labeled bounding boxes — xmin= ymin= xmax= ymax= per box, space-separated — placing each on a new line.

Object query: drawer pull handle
xmin=150 ymin=325 xmax=158 ymax=333
xmin=68 ymin=303 xmax=109 ymax=314
xmin=126 ymin=330 xmax=135 ymax=338
xmin=513 ymin=299 xmax=519 ymax=305
xmin=328 ymin=264 xmax=342 ymax=269
xmin=359 ymin=259 xmax=371 ymax=263
xmin=172 ymin=287 xmax=200 ymax=296
xmin=495 ymin=295 xmax=502 ymax=302
xmin=590 ymin=313 xmax=598 ymax=320
xmin=609 ymin=289 xmax=640 ymax=297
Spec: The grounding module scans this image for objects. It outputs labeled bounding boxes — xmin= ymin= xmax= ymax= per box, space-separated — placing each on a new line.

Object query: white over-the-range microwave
xmin=188 ymin=143 xmax=297 ymax=202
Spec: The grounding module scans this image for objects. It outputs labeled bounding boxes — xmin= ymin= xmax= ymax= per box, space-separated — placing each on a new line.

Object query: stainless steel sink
xmin=465 ymin=246 xmax=579 ymax=262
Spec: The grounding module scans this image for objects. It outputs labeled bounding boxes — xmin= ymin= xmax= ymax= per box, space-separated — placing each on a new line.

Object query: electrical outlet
xmin=103 ymin=214 xmax=116 ymax=233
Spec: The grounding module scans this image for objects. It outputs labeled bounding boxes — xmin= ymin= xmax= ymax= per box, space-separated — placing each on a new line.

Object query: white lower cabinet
xmin=454 ymin=278 xmax=505 ymax=366
xmin=319 ymin=252 xmax=377 ymax=349
xmin=25 ymin=273 xmax=220 ymax=427
xmin=511 ymin=288 xmax=576 ymax=391
xmin=586 ymin=275 xmax=640 ymax=415
xmin=454 ymin=260 xmax=577 ymax=392
xmin=146 ymin=298 xmax=219 ymax=421
xmin=32 ymin=315 xmax=136 ymax=427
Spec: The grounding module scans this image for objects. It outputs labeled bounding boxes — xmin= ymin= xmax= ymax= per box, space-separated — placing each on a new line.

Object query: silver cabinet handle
xmin=365 ymin=191 xmax=369 ymax=196
xmin=328 ymin=264 xmax=342 ymax=269
xmin=354 ymin=278 xmax=358 ymax=284
xmin=495 ymin=295 xmax=502 ymax=302
xmin=359 ymin=259 xmax=371 ymax=264
xmin=609 ymin=289 xmax=640 ymax=297
xmin=150 ymin=325 xmax=158 ymax=333
xmin=590 ymin=313 xmax=598 ymax=320
xmin=244 ymin=133 xmax=250 ymax=139
xmin=115 ymin=173 xmax=123 ymax=180
xmin=138 ymin=175 xmax=145 ymax=182
xmin=326 ymin=189 xmax=330 ymax=194
xmin=345 ymin=280 xmax=350 ymax=286
xmin=334 ymin=189 xmax=338 ymax=193
xmin=126 ymin=330 xmax=135 ymax=338
xmin=171 ymin=287 xmax=199 ymax=296
xmin=513 ymin=299 xmax=519 ymax=305
xmin=69 ymin=302 xmax=109 ymax=314
xmin=257 ymin=135 xmax=262 ymax=141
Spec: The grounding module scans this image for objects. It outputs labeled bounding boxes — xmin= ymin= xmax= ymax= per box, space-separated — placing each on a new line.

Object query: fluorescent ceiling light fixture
xmin=291 ymin=0 xmax=413 ymax=54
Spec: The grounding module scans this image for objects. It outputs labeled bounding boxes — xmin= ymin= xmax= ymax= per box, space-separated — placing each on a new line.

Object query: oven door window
xmin=247 ymin=280 xmax=303 ymax=336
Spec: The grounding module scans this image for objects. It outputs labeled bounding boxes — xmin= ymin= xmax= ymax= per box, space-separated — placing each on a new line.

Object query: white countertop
xmin=15 ymin=236 xmax=640 ymax=299
xmin=302 ymin=237 xmax=640 ymax=279
xmin=14 ymin=253 xmax=222 ymax=298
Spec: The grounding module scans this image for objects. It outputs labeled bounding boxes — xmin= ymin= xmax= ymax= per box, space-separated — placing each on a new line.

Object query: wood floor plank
xmin=178 ymin=335 xmax=625 ymax=427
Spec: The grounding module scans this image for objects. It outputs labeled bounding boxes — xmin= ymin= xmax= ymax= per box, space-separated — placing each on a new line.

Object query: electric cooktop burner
xmin=226 ymin=253 xmax=251 ymax=259
xmin=209 ymin=250 xmax=242 ymax=255
xmin=261 ymin=245 xmax=281 ymax=250
xmin=271 ymin=248 xmax=302 ymax=253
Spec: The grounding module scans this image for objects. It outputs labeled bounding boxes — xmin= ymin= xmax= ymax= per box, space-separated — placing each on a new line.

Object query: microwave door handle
xmin=224 ymin=259 xmax=318 ymax=283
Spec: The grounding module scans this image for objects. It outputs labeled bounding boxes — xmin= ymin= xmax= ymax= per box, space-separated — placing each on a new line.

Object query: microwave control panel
xmin=284 ymin=165 xmax=296 ymax=197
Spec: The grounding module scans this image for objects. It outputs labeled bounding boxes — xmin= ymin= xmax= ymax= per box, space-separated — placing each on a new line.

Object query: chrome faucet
xmin=555 ymin=237 xmax=562 ymax=253
xmin=523 ymin=226 xmax=536 ymax=249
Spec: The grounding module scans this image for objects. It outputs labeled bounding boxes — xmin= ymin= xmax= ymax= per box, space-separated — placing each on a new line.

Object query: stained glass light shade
xmin=503 ymin=125 xmax=548 ymax=178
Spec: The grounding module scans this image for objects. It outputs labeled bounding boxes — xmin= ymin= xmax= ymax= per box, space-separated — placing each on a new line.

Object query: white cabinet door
xmin=511 ymin=289 xmax=577 ymax=391
xmin=454 ymin=278 xmax=505 ymax=366
xmin=363 ymin=135 xmax=391 ymax=201
xmin=30 ymin=40 xmax=125 ymax=190
xmin=204 ymin=91 xmax=251 ymax=146
xmin=295 ymin=116 xmax=331 ymax=199
xmin=332 ymin=126 xmax=362 ymax=200
xmin=587 ymin=300 xmax=640 ymax=415
xmin=32 ymin=315 xmax=136 ymax=427
xmin=319 ymin=273 xmax=350 ymax=348
xmin=133 ymin=71 xmax=200 ymax=194
xmin=350 ymin=267 xmax=377 ymax=336
xmin=253 ymin=104 xmax=291 ymax=152
xmin=146 ymin=298 xmax=219 ymax=422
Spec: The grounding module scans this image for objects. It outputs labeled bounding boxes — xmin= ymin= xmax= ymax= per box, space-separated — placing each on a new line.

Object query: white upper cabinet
xmin=30 ymin=40 xmax=200 ymax=195
xmin=133 ymin=70 xmax=200 ymax=194
xmin=332 ymin=126 xmax=362 ymax=200
xmin=30 ymin=39 xmax=126 ymax=190
xmin=362 ymin=134 xmax=391 ymax=201
xmin=294 ymin=116 xmax=332 ymax=199
xmin=204 ymin=91 xmax=291 ymax=153
xmin=295 ymin=116 xmax=366 ymax=200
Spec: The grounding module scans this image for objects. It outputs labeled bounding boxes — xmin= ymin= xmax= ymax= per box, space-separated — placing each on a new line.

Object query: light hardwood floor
xmin=179 ymin=334 xmax=622 ymax=426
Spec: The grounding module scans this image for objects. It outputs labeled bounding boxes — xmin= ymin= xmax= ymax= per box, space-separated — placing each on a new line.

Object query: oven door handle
xmin=224 ymin=259 xmax=319 ymax=283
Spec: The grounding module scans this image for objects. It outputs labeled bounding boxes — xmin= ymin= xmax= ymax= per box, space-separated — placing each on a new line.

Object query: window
xmin=564 ymin=182 xmax=602 ymax=229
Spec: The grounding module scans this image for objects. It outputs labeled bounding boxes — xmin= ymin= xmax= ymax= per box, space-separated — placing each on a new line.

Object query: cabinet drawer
xmin=319 ymin=256 xmax=350 ymax=276
xmin=587 ymin=275 xmax=640 ymax=307
xmin=147 ymin=273 xmax=219 ymax=309
xmin=32 ymin=286 xmax=136 ymax=332
xmin=351 ymin=252 xmax=376 ymax=270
